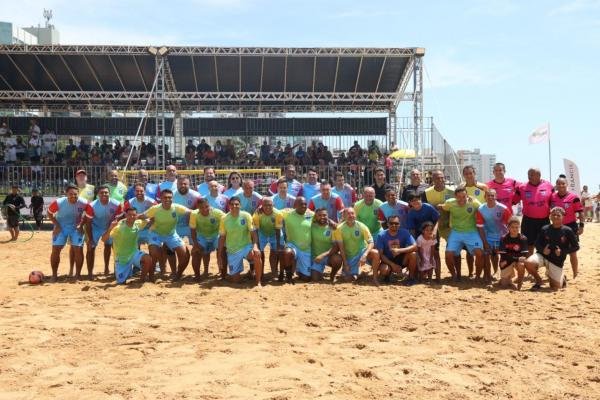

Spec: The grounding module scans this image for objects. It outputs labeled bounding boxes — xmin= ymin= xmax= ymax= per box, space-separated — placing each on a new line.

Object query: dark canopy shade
xmin=4 ymin=116 xmax=386 ymax=137
xmin=0 ymin=45 xmax=422 ymax=113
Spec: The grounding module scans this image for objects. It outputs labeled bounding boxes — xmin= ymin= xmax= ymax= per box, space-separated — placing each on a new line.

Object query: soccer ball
xmin=29 ymin=271 xmax=44 ymax=284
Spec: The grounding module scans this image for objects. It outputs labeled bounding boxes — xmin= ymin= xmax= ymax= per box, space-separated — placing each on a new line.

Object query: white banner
xmin=529 ymin=123 xmax=550 ymax=144
xmin=563 ymin=158 xmax=581 ymax=194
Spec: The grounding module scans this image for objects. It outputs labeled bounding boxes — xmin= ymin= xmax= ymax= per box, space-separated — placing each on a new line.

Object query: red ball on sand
xmin=29 ymin=271 xmax=44 ymax=284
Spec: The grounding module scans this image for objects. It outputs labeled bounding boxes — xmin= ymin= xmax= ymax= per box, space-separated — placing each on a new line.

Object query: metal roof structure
xmin=0 ymin=45 xmax=424 ymax=113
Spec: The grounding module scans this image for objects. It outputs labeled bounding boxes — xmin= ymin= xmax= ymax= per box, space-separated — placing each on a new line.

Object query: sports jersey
xmin=550 ymin=191 xmax=583 ymax=225
xmin=442 ymin=198 xmax=481 ymax=233
xmin=282 ymin=210 xmax=314 ymax=251
xmin=515 ymin=180 xmax=554 ymax=219
xmin=89 ymin=198 xmax=124 ymax=233
xmin=535 ymin=224 xmax=579 ymax=267
xmin=239 ymin=191 xmax=263 ymax=214
xmin=333 ymin=220 xmax=373 ymax=258
xmin=206 ymin=193 xmax=229 ymax=212
xmin=252 ymin=209 xmax=283 ymax=237
xmin=311 ymin=223 xmax=334 ymax=258
xmin=77 ymin=183 xmax=96 ymax=202
xmin=308 ymin=193 xmax=344 ymax=222
xmin=157 ymin=180 xmax=177 ymax=199
xmin=407 ymin=203 xmax=440 ymax=237
xmin=189 ymin=208 xmax=225 ymax=239
xmin=400 ymin=183 xmax=429 ymax=203
xmin=354 ymin=198 xmax=383 ymax=235
xmin=487 ymin=178 xmax=518 ymax=208
xmin=302 ymin=182 xmax=321 ymax=202
xmin=371 ymin=182 xmax=392 ymax=202
xmin=499 ymin=233 xmax=529 ymax=264
xmin=218 ymin=211 xmax=254 ymax=254
xmin=465 ymin=184 xmax=486 ymax=203
xmin=197 ymin=181 xmax=224 ymax=197
xmin=269 ymin=178 xmax=303 ymax=197
xmin=375 ymin=228 xmax=415 ymax=260
xmin=476 ymin=202 xmax=512 ymax=241
xmin=106 ymin=181 xmax=128 ymax=203
xmin=377 ymin=200 xmax=409 ymax=228
xmin=110 ymin=220 xmax=148 ymax=264
xmin=125 ymin=196 xmax=157 ymax=214
xmin=272 ymin=193 xmax=296 ymax=210
xmin=125 ymin=182 xmax=158 ymax=201
xmin=145 ymin=204 xmax=189 ymax=236
xmin=332 ymin=184 xmax=357 ymax=207
xmin=48 ymin=197 xmax=92 ymax=228
xmin=223 ymin=187 xmax=243 ymax=199
xmin=173 ymin=189 xmax=201 ymax=229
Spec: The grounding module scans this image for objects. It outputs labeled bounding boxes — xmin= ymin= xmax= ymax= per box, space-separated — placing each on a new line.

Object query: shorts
xmin=115 ymin=250 xmax=146 ymax=284
xmin=91 ymin=227 xmax=112 ymax=247
xmin=137 ymin=230 xmax=150 ymax=245
xmin=7 ymin=214 xmax=19 ymax=228
xmin=286 ymin=243 xmax=312 ymax=277
xmin=52 ymin=227 xmax=84 ymax=247
xmin=521 ymin=216 xmax=549 ymax=245
xmin=446 ymin=230 xmax=483 ymax=255
xmin=176 ymin=226 xmax=192 ymax=243
xmin=197 ymin=235 xmax=219 ymax=253
xmin=527 ymin=253 xmax=564 ymax=284
xmin=485 ymin=239 xmax=501 ymax=255
xmin=258 ymin=231 xmax=280 ymax=251
xmin=311 ymin=256 xmax=330 ymax=273
xmin=500 ymin=262 xmax=517 ymax=280
xmin=346 ymin=250 xmax=369 ymax=276
xmin=149 ymin=231 xmax=184 ymax=250
xmin=226 ymin=243 xmax=253 ymax=275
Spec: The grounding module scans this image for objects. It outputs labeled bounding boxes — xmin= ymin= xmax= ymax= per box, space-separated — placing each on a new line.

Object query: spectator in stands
xmin=337 ymin=151 xmax=348 ymax=166
xmin=29 ymin=118 xmax=41 ymax=137
xmin=185 ymin=139 xmax=196 ymax=165
xmin=79 ymin=139 xmax=91 ymax=163
xmin=28 ymin=131 xmax=42 ymax=164
xmin=214 ymin=140 xmax=224 ymax=161
xmin=367 ymin=141 xmax=381 ymax=162
xmin=384 ymin=152 xmax=393 ymax=182
xmin=0 ymin=122 xmax=12 ymax=137
xmin=322 ymin=146 xmax=334 ymax=165
xmin=349 ymin=140 xmax=363 ymax=158
xmin=197 ymin=139 xmax=210 ymax=158
xmin=260 ymin=140 xmax=271 ymax=164
xmin=15 ymin=137 xmax=27 ymax=163
xmin=42 ymin=128 xmax=57 ymax=161
xmin=295 ymin=145 xmax=307 ymax=165
xmin=225 ymin=139 xmax=236 ymax=161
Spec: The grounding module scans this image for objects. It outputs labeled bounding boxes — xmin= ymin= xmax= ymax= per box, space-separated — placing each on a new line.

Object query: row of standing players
xmin=46 ymin=163 xmax=582 ymax=290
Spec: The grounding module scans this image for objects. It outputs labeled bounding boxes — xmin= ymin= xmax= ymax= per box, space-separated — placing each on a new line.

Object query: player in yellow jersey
xmin=252 ymin=197 xmax=284 ymax=280
xmin=280 ymin=196 xmax=314 ymax=283
xmin=461 ymin=165 xmax=488 ymax=278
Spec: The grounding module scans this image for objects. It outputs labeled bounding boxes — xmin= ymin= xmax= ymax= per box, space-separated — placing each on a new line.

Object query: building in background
xmin=457 ymin=148 xmax=496 ymax=181
xmin=0 ymin=10 xmax=60 ymax=45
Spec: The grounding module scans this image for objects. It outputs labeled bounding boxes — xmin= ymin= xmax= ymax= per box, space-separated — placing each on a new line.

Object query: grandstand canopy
xmin=0 ymin=45 xmax=424 ymax=113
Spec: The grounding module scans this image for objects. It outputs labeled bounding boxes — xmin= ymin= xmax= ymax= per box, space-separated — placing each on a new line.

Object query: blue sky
xmin=4 ymin=0 xmax=600 ymax=189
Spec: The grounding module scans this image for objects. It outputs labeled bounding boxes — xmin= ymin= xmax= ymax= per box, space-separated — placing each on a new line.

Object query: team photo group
xmin=26 ymin=160 xmax=583 ymax=291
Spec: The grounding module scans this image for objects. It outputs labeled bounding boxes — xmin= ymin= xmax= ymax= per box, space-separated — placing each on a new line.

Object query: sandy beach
xmin=1 ymin=225 xmax=599 ymax=400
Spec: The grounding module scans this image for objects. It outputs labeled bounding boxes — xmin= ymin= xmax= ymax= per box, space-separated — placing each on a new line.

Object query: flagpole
xmin=548 ymin=122 xmax=552 ymax=180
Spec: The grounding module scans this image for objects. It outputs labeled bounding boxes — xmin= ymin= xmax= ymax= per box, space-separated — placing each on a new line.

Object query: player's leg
xmin=103 ymin=242 xmax=112 ymax=275
xmin=50 ymin=245 xmax=64 ymax=282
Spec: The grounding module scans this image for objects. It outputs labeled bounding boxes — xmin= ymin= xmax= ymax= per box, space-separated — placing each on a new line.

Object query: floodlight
xmin=148 ymin=46 xmax=158 ymax=55
xmin=158 ymin=46 xmax=169 ymax=56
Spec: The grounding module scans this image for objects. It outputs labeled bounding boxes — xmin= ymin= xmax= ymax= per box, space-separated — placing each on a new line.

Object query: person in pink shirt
xmin=514 ymin=168 xmax=554 ymax=254
xmin=487 ymin=162 xmax=519 ymax=209
xmin=550 ymin=177 xmax=584 ymax=277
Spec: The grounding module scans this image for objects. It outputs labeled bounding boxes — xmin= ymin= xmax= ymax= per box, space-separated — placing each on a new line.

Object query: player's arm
xmin=47 ymin=201 xmax=61 ymax=234
xmin=332 ymin=230 xmax=349 ymax=273
xmin=101 ymin=219 xmax=120 ymax=243
xmin=397 ymin=236 xmax=417 ymax=254
xmin=475 ymin=210 xmax=489 ymax=251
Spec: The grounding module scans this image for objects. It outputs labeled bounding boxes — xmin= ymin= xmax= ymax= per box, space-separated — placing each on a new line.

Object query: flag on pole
xmin=529 ymin=123 xmax=550 ymax=144
xmin=563 ymin=158 xmax=581 ymax=194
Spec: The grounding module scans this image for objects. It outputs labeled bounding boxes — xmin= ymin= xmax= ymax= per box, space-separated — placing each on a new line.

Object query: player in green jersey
xmin=217 ymin=196 xmax=263 ymax=286
xmin=102 ymin=207 xmax=153 ymax=284
xmin=310 ymin=208 xmax=342 ymax=282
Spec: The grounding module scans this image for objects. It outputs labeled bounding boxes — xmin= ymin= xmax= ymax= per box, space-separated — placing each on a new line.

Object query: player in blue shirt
xmin=376 ymin=215 xmax=418 ymax=285
xmin=406 ymin=193 xmax=440 ymax=238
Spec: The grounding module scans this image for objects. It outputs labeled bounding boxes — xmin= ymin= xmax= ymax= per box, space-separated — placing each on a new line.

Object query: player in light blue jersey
xmin=157 ymin=164 xmax=178 ymax=200
xmin=197 ymin=167 xmax=224 ymax=197
xmin=332 ymin=172 xmax=357 ymax=207
xmin=272 ymin=178 xmax=296 ymax=210
xmin=476 ymin=189 xmax=512 ymax=279
xmin=377 ymin=188 xmax=409 ymax=229
xmin=48 ymin=184 xmax=93 ymax=281
xmin=223 ymin=171 xmax=244 ymax=198
xmin=239 ymin=179 xmax=263 ymax=215
xmin=124 ymin=182 xmax=157 ymax=246
xmin=301 ymin=168 xmax=321 ymax=202
xmin=86 ymin=185 xmax=124 ymax=278
xmin=206 ymin=180 xmax=229 ymax=212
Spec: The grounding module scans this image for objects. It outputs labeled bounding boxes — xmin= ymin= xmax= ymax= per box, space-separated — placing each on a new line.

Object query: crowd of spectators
xmin=1 ymin=120 xmax=395 ymax=178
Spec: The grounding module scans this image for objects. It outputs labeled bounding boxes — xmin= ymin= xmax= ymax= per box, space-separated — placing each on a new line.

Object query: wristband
xmin=579 ymin=222 xmax=584 ymax=228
